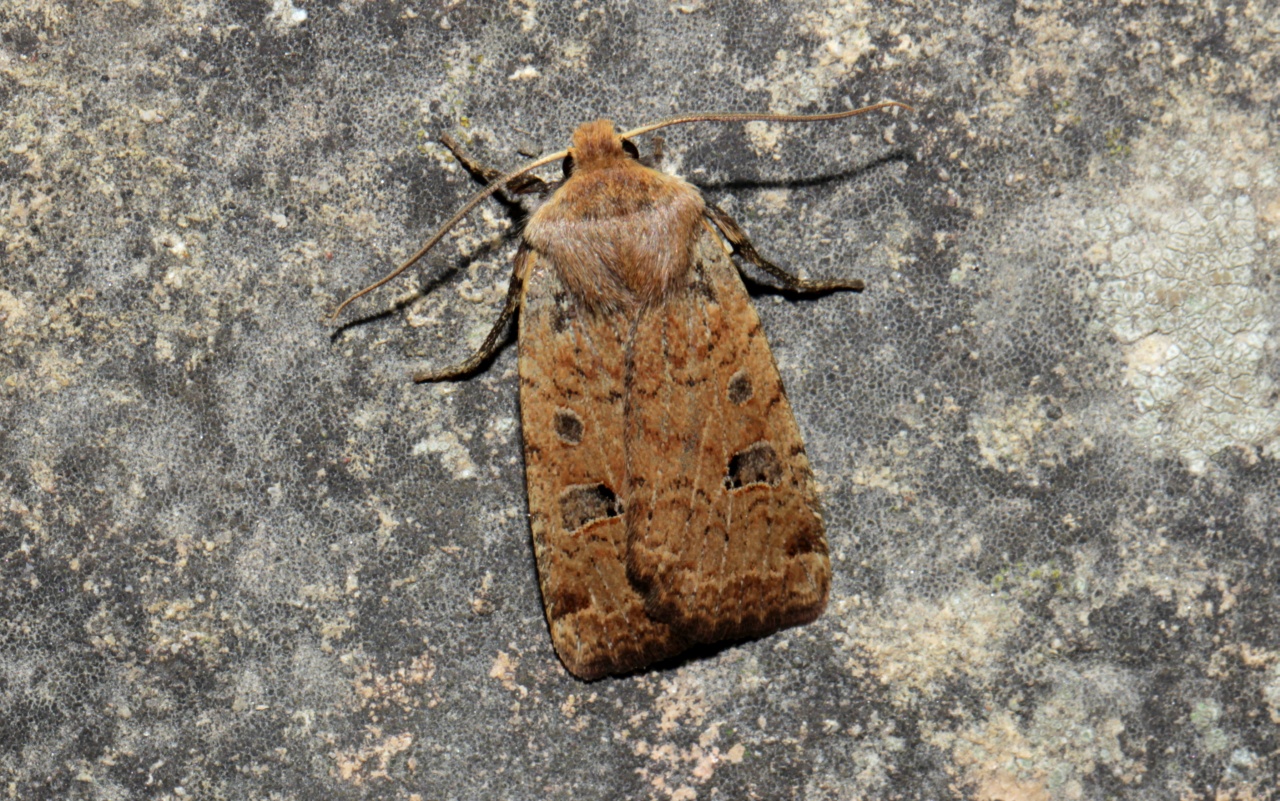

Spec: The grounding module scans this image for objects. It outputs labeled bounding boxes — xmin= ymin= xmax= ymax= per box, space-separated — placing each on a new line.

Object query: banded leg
xmin=440 ymin=134 xmax=550 ymax=197
xmin=704 ymin=202 xmax=865 ymax=293
xmin=413 ymin=246 xmax=531 ymax=382
xmin=410 ymin=136 xmax=549 ymax=382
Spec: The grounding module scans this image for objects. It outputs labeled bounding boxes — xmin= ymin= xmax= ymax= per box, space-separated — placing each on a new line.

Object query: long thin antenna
xmin=329 ymin=148 xmax=566 ymax=321
xmin=618 ymin=100 xmax=912 ymax=140
xmin=330 ymin=100 xmax=911 ymax=321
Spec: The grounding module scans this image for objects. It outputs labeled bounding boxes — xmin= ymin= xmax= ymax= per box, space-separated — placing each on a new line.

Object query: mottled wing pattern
xmin=518 ymin=248 xmax=686 ymax=679
xmin=521 ymin=224 xmax=830 ymax=679
xmin=623 ymin=223 xmax=831 ymax=643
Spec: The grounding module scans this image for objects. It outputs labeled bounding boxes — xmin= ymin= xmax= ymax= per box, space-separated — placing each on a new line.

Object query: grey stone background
xmin=2 ymin=0 xmax=1278 ymax=798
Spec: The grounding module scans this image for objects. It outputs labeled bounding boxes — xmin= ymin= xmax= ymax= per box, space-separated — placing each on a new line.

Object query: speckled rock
xmin=2 ymin=1 xmax=1277 ymax=799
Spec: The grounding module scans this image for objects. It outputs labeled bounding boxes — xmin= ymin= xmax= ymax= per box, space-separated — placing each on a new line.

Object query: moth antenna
xmin=329 ymin=147 xmax=568 ymax=322
xmin=618 ymin=100 xmax=913 ymax=140
xmin=332 ymin=101 xmax=910 ymax=321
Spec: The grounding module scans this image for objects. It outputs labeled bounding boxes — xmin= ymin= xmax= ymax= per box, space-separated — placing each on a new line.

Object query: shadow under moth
xmin=334 ymin=101 xmax=910 ymax=679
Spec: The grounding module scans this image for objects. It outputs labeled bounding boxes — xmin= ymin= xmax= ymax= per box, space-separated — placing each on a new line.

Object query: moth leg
xmin=413 ymin=247 xmax=530 ymax=382
xmin=439 ymin=134 xmax=549 ymax=196
xmin=704 ymin=202 xmax=865 ymax=293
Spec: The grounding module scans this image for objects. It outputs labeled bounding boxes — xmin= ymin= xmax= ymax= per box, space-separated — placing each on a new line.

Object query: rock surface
xmin=2 ymin=1 xmax=1278 ymax=798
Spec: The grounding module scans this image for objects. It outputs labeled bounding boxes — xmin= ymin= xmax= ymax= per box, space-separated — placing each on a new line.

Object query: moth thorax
xmin=525 ymin=161 xmax=705 ymax=311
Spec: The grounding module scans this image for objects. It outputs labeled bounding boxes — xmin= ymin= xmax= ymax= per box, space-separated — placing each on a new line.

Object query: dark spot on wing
xmin=724 ymin=442 xmax=783 ymax=489
xmin=560 ymin=483 xmax=623 ymax=532
xmin=555 ymin=408 xmax=584 ymax=445
xmin=727 ymin=369 xmax=753 ymax=405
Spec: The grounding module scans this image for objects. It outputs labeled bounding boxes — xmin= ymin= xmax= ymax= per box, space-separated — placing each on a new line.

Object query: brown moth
xmin=333 ymin=101 xmax=910 ymax=679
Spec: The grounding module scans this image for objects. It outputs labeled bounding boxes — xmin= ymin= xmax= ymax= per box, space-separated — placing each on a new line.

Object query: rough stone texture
xmin=2 ymin=0 xmax=1278 ymax=799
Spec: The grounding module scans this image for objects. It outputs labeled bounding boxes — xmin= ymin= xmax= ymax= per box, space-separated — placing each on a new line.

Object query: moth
xmin=333 ymin=101 xmax=910 ymax=679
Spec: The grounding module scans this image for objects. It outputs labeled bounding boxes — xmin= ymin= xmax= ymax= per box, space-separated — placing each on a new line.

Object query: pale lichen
xmin=1083 ymin=112 xmax=1279 ymax=473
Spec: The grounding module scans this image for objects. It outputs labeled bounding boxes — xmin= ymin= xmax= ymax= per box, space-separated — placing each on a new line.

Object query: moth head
xmin=564 ymin=119 xmax=641 ymax=176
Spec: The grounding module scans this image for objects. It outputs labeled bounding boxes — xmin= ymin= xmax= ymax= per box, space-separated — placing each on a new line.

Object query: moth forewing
xmin=517 ymin=121 xmax=839 ymax=680
xmin=619 ymin=226 xmax=831 ymax=642
xmin=518 ymin=246 xmax=682 ymax=680
xmin=333 ymin=101 xmax=911 ymax=679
